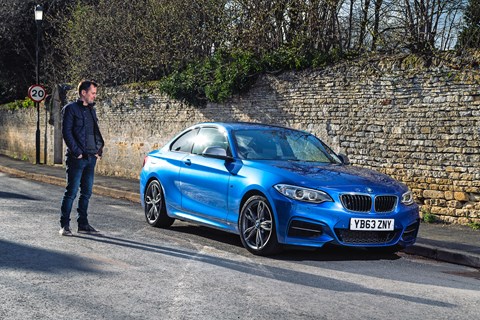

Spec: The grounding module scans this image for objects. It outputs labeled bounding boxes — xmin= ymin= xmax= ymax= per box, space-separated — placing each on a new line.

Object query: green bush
xmin=159 ymin=47 xmax=346 ymax=106
xmin=468 ymin=222 xmax=480 ymax=230
xmin=159 ymin=49 xmax=261 ymax=106
xmin=159 ymin=65 xmax=207 ymax=106
xmin=204 ymin=50 xmax=261 ymax=103
xmin=3 ymin=98 xmax=34 ymax=110
xmin=421 ymin=208 xmax=438 ymax=223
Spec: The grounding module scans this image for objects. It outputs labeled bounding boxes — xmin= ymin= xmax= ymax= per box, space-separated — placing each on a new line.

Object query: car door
xmin=162 ymin=127 xmax=200 ymax=210
xmin=179 ymin=127 xmax=231 ymax=222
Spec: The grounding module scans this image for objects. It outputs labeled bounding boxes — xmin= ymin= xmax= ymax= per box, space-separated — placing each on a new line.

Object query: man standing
xmin=59 ymin=80 xmax=104 ymax=236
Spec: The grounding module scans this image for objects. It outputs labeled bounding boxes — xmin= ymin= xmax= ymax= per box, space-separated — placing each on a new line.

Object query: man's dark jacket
xmin=62 ymin=99 xmax=105 ymax=158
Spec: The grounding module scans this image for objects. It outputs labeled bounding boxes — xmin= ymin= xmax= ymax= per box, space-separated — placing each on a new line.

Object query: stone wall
xmin=1 ymin=57 xmax=479 ymax=224
xmin=0 ymin=107 xmax=42 ymax=161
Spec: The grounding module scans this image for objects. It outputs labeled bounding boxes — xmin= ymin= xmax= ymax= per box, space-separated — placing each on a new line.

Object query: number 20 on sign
xmin=28 ymin=85 xmax=46 ymax=103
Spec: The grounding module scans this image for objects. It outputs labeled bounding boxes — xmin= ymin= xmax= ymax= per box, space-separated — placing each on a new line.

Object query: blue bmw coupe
xmin=140 ymin=122 xmax=420 ymax=255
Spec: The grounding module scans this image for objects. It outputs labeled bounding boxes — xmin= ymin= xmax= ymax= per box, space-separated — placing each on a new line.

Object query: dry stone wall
xmin=1 ymin=58 xmax=479 ymax=224
xmin=0 ymin=108 xmax=38 ymax=160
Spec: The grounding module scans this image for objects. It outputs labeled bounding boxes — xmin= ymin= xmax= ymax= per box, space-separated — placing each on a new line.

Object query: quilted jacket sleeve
xmin=62 ymin=103 xmax=82 ymax=157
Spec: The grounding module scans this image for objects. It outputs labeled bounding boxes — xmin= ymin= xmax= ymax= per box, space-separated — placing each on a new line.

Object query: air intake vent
xmin=402 ymin=220 xmax=420 ymax=242
xmin=341 ymin=194 xmax=398 ymax=213
xmin=335 ymin=229 xmax=399 ymax=244
xmin=288 ymin=220 xmax=323 ymax=239
xmin=374 ymin=196 xmax=397 ymax=212
xmin=340 ymin=194 xmax=372 ymax=212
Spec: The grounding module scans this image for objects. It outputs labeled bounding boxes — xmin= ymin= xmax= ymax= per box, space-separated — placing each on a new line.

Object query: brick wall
xmin=1 ymin=58 xmax=479 ymax=224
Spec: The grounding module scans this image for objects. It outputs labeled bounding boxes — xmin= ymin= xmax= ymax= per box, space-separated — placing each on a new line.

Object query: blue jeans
xmin=60 ymin=154 xmax=97 ymax=227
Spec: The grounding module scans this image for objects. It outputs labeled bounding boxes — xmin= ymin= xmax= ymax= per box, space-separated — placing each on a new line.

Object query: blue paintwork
xmin=140 ymin=122 xmax=419 ymax=249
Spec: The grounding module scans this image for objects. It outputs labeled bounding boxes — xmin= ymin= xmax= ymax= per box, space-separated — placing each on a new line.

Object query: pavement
xmin=0 ymin=154 xmax=478 ymax=269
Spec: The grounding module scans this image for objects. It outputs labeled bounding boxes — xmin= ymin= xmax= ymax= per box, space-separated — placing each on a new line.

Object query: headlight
xmin=401 ymin=191 xmax=414 ymax=205
xmin=274 ymin=184 xmax=333 ymax=203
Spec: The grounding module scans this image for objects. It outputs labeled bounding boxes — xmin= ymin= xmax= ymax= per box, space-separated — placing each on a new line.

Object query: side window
xmin=192 ymin=127 xmax=229 ymax=155
xmin=170 ymin=128 xmax=199 ymax=153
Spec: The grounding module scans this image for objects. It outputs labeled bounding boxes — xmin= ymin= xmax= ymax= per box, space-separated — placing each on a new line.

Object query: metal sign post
xmin=28 ymin=84 xmax=46 ymax=164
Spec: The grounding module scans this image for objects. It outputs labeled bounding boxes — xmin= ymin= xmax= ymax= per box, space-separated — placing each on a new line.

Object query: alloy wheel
xmin=240 ymin=195 xmax=279 ymax=255
xmin=144 ymin=180 xmax=174 ymax=227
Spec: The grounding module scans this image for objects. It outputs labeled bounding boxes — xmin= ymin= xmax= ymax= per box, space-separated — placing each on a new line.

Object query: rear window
xmin=170 ymin=128 xmax=199 ymax=153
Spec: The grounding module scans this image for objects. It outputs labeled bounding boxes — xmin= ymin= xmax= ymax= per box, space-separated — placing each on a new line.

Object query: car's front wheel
xmin=239 ymin=195 xmax=280 ymax=255
xmin=144 ymin=180 xmax=174 ymax=228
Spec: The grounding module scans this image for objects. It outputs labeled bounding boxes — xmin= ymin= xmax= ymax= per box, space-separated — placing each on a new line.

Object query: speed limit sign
xmin=28 ymin=84 xmax=46 ymax=102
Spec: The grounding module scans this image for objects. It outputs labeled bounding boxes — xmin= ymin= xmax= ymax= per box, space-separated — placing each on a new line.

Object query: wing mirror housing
xmin=338 ymin=153 xmax=350 ymax=165
xmin=202 ymin=147 xmax=234 ymax=161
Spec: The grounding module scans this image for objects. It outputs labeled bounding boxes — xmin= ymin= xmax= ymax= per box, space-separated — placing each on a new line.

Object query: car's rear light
xmin=142 ymin=156 xmax=149 ymax=167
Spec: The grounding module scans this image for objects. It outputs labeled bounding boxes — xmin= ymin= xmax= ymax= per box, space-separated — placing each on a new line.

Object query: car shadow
xmin=275 ymin=244 xmax=402 ymax=262
xmin=167 ymin=223 xmax=401 ymax=262
xmin=74 ymin=233 xmax=453 ymax=308
xmin=169 ymin=224 xmax=244 ymax=247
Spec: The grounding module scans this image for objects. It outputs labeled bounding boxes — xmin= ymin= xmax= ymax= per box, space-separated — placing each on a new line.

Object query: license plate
xmin=350 ymin=218 xmax=394 ymax=231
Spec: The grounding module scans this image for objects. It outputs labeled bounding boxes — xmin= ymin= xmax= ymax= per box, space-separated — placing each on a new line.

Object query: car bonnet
xmin=269 ymin=161 xmax=405 ymax=193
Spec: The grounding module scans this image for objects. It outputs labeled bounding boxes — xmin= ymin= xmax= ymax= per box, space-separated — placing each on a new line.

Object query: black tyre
xmin=239 ymin=195 xmax=280 ymax=255
xmin=144 ymin=180 xmax=174 ymax=228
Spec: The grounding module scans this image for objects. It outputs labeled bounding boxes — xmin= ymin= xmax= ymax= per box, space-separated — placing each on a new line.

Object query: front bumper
xmin=271 ymin=193 xmax=420 ymax=249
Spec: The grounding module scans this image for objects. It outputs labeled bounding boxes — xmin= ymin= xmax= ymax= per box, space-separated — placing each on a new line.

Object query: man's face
xmin=81 ymin=85 xmax=97 ymax=105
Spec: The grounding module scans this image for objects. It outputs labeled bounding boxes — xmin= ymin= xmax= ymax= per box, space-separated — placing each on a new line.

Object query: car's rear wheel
xmin=144 ymin=180 xmax=174 ymax=228
xmin=239 ymin=195 xmax=280 ymax=255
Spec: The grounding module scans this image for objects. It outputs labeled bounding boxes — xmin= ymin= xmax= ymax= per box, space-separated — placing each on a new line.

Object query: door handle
xmin=184 ymin=159 xmax=192 ymax=166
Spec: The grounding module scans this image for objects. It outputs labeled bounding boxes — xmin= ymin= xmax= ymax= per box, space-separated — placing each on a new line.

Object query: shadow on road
xmin=275 ymin=244 xmax=403 ymax=262
xmin=0 ymin=191 xmax=36 ymax=200
xmin=165 ymin=224 xmax=402 ymax=262
xmin=0 ymin=239 xmax=99 ymax=273
xmin=74 ymin=233 xmax=454 ymax=309
xmin=170 ymin=224 xmax=244 ymax=247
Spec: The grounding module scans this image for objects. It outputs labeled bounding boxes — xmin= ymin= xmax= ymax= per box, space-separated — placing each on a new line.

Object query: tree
xmin=0 ymin=0 xmax=77 ymax=104
xmin=0 ymin=0 xmax=38 ymax=103
xmin=458 ymin=0 xmax=480 ymax=49
xmin=398 ymin=0 xmax=463 ymax=55
xmin=371 ymin=0 xmax=384 ymax=50
xmin=53 ymin=0 xmax=228 ymax=86
xmin=0 ymin=0 xmax=474 ymax=105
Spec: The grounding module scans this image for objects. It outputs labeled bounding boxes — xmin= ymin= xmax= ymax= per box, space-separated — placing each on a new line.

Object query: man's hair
xmin=77 ymin=80 xmax=98 ymax=96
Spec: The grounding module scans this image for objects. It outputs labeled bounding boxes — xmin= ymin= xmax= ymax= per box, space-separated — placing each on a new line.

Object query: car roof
xmin=198 ymin=122 xmax=303 ymax=132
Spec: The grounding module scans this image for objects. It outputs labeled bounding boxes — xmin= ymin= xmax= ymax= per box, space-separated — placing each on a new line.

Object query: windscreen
xmin=233 ymin=128 xmax=340 ymax=163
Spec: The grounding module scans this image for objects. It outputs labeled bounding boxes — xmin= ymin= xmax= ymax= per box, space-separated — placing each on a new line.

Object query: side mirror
xmin=338 ymin=153 xmax=350 ymax=165
xmin=202 ymin=147 xmax=233 ymax=161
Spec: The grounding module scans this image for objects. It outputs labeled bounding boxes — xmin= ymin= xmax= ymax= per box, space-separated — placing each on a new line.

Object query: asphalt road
xmin=1 ymin=172 xmax=479 ymax=320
